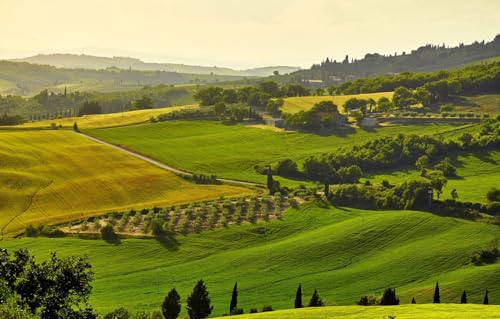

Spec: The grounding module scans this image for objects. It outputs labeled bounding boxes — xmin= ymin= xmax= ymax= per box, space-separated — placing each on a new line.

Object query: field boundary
xmin=75 ymin=131 xmax=263 ymax=188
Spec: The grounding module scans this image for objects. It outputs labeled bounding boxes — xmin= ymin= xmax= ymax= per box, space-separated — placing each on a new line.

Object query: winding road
xmin=75 ymin=131 xmax=263 ymax=188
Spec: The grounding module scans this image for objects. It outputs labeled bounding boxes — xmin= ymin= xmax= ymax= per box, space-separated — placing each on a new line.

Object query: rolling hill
xmin=1 ymin=204 xmax=498 ymax=315
xmin=89 ymin=120 xmax=481 ymax=185
xmin=11 ymin=54 xmax=301 ymax=77
xmin=0 ymin=129 xmax=251 ymax=237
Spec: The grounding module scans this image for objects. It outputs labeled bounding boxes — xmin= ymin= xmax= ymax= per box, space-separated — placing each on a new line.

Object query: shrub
xmin=380 ymin=288 xmax=400 ymax=305
xmin=230 ymin=308 xmax=244 ymax=315
xmin=487 ymin=188 xmax=500 ymax=202
xmin=104 ymin=308 xmax=130 ymax=319
xmin=358 ymin=295 xmax=379 ymax=306
xmin=261 ymin=306 xmax=273 ymax=312
xmin=249 ymin=308 xmax=258 ymax=314
xmin=100 ymin=224 xmax=117 ymax=241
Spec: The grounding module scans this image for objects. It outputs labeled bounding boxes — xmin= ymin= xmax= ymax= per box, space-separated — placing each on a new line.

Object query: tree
xmin=276 ymin=159 xmax=299 ymax=177
xmin=451 ymin=189 xmax=458 ymax=201
xmin=483 ymin=290 xmax=489 ymax=305
xmin=259 ymin=81 xmax=281 ymax=97
xmin=267 ymin=167 xmax=274 ymax=194
xmin=377 ymin=97 xmax=393 ymax=112
xmin=430 ymin=176 xmax=447 ymax=200
xmin=104 ymin=308 xmax=130 ymax=319
xmin=380 ymin=288 xmax=399 ymax=305
xmin=162 ymin=288 xmax=181 ymax=319
xmin=415 ymin=155 xmax=429 ymax=170
xmin=273 ymin=70 xmax=279 ymax=76
xmin=411 ymin=297 xmax=416 ymax=304
xmin=461 ymin=290 xmax=467 ymax=304
xmin=487 ymin=188 xmax=500 ymax=202
xmin=78 ymin=101 xmax=101 ymax=116
xmin=186 ymin=280 xmax=213 ymax=319
xmin=100 ymin=224 xmax=117 ymax=242
xmin=214 ymin=102 xmax=226 ymax=117
xmin=413 ymin=87 xmax=431 ymax=107
xmin=294 ymin=284 xmax=303 ymax=308
xmin=392 ymin=87 xmax=417 ymax=109
xmin=194 ymin=87 xmax=223 ymax=106
xmin=229 ymin=282 xmax=238 ymax=314
xmin=308 ymin=289 xmax=324 ymax=307
xmin=133 ymin=96 xmax=153 ymax=109
xmin=433 ymin=282 xmax=440 ymax=303
xmin=434 ymin=158 xmax=457 ymax=177
xmin=0 ymin=249 xmax=95 ymax=319
xmin=73 ymin=122 xmax=79 ymax=132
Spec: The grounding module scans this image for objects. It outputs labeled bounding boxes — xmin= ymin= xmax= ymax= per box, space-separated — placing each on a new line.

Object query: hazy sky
xmin=1 ymin=0 xmax=499 ymax=69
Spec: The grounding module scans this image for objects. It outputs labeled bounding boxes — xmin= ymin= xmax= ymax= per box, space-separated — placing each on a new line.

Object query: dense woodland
xmin=284 ymin=35 xmax=500 ymax=84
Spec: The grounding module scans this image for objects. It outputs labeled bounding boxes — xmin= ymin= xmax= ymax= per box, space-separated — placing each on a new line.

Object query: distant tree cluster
xmin=0 ymin=113 xmax=25 ymax=125
xmin=193 ymin=81 xmax=310 ymax=111
xmin=283 ymin=100 xmax=346 ymax=130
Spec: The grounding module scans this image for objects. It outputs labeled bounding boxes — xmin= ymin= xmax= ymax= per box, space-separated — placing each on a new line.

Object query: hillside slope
xmin=1 ymin=204 xmax=498 ymax=315
xmin=0 ymin=130 xmax=251 ymax=236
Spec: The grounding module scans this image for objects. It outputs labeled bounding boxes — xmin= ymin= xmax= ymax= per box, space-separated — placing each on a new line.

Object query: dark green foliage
xmin=0 ymin=113 xmax=24 ymax=125
xmin=433 ymin=158 xmax=457 ymax=177
xmin=162 ymin=288 xmax=181 ymax=319
xmin=73 ymin=121 xmax=79 ymax=132
xmin=294 ymin=284 xmax=303 ymax=308
xmin=461 ymin=290 xmax=467 ymax=304
xmin=411 ymin=297 xmax=416 ymax=304
xmin=308 ymin=289 xmax=324 ymax=307
xmin=358 ymin=295 xmax=379 ymax=306
xmin=283 ymin=101 xmax=345 ymax=131
xmin=267 ymin=167 xmax=274 ymax=194
xmin=230 ymin=308 xmax=244 ymax=315
xmin=104 ymin=308 xmax=130 ymax=319
xmin=249 ymin=308 xmax=258 ymax=314
xmin=433 ymin=282 xmax=440 ymax=303
xmin=133 ymin=96 xmax=153 ymax=110
xmin=100 ymin=224 xmax=118 ymax=242
xmin=186 ymin=280 xmax=213 ymax=319
xmin=487 ymin=188 xmax=500 ymax=202
xmin=0 ymin=249 xmax=95 ymax=319
xmin=24 ymin=225 xmax=65 ymax=238
xmin=380 ymin=288 xmax=400 ymax=305
xmin=78 ymin=100 xmax=101 ymax=116
xmin=276 ymin=159 xmax=300 ymax=178
xmin=484 ymin=290 xmax=489 ymax=305
xmin=261 ymin=305 xmax=273 ymax=312
xmin=229 ymin=282 xmax=238 ymax=314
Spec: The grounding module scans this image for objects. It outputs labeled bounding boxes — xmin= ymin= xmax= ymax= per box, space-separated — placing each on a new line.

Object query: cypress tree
xmin=308 ymin=289 xmax=324 ymax=307
xmin=411 ymin=297 xmax=416 ymax=304
xmin=484 ymin=290 xmax=489 ymax=305
xmin=73 ymin=122 xmax=79 ymax=132
xmin=294 ymin=284 xmax=303 ymax=308
xmin=461 ymin=290 xmax=467 ymax=304
xmin=433 ymin=282 xmax=440 ymax=304
xmin=380 ymin=288 xmax=399 ymax=305
xmin=162 ymin=288 xmax=181 ymax=319
xmin=186 ymin=280 xmax=213 ymax=319
xmin=266 ymin=167 xmax=274 ymax=194
xmin=229 ymin=282 xmax=238 ymax=314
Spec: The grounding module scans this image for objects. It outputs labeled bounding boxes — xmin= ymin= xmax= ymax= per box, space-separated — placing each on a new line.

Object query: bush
xmin=100 ymin=224 xmax=118 ymax=241
xmin=486 ymin=202 xmax=500 ymax=215
xmin=104 ymin=308 xmax=130 ymax=319
xmin=358 ymin=295 xmax=379 ymax=306
xmin=487 ymin=188 xmax=500 ymax=202
xmin=380 ymin=288 xmax=400 ymax=305
xmin=249 ymin=308 xmax=258 ymax=314
xmin=230 ymin=308 xmax=244 ymax=315
xmin=261 ymin=306 xmax=273 ymax=312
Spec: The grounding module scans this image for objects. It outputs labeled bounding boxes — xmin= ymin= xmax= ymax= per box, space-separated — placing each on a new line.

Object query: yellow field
xmin=212 ymin=304 xmax=500 ymax=319
xmin=0 ymin=130 xmax=252 ymax=237
xmin=281 ymin=92 xmax=394 ymax=114
xmin=18 ymin=104 xmax=199 ymax=129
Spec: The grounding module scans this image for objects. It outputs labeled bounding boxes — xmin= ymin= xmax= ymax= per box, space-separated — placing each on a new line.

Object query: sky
xmin=1 ymin=0 xmax=499 ymax=69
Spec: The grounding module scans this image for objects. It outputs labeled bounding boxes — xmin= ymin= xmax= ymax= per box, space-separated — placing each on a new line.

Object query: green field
xmin=1 ymin=204 xmax=498 ymax=315
xmin=281 ymin=92 xmax=394 ymax=114
xmin=213 ymin=304 xmax=500 ymax=319
xmin=364 ymin=151 xmax=500 ymax=203
xmin=447 ymin=94 xmax=500 ymax=115
xmin=0 ymin=129 xmax=251 ymax=236
xmin=89 ymin=120 xmax=480 ymax=185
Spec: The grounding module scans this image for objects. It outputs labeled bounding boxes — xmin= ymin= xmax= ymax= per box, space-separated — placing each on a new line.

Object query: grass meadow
xmin=90 ymin=120 xmax=481 ymax=185
xmin=1 ymin=204 xmax=498 ymax=315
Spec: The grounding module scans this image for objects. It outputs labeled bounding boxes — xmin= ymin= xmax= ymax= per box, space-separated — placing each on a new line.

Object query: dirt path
xmin=75 ymin=131 xmax=263 ymax=188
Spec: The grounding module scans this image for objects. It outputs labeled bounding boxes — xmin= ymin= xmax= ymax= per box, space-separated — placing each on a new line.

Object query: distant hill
xmin=281 ymin=35 xmax=500 ymax=85
xmin=11 ymin=54 xmax=301 ymax=77
xmin=0 ymin=60 xmax=249 ymax=96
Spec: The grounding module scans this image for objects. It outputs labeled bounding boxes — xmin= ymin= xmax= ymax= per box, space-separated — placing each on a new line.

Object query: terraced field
xmin=17 ymin=104 xmax=199 ymax=129
xmin=0 ymin=129 xmax=251 ymax=236
xmin=2 ymin=204 xmax=498 ymax=315
xmin=281 ymin=92 xmax=394 ymax=114
xmin=90 ymin=120 xmax=481 ymax=185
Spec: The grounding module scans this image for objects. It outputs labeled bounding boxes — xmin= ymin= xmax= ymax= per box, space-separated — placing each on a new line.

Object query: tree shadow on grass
xmin=103 ymin=235 xmax=122 ymax=245
xmin=155 ymin=234 xmax=180 ymax=251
